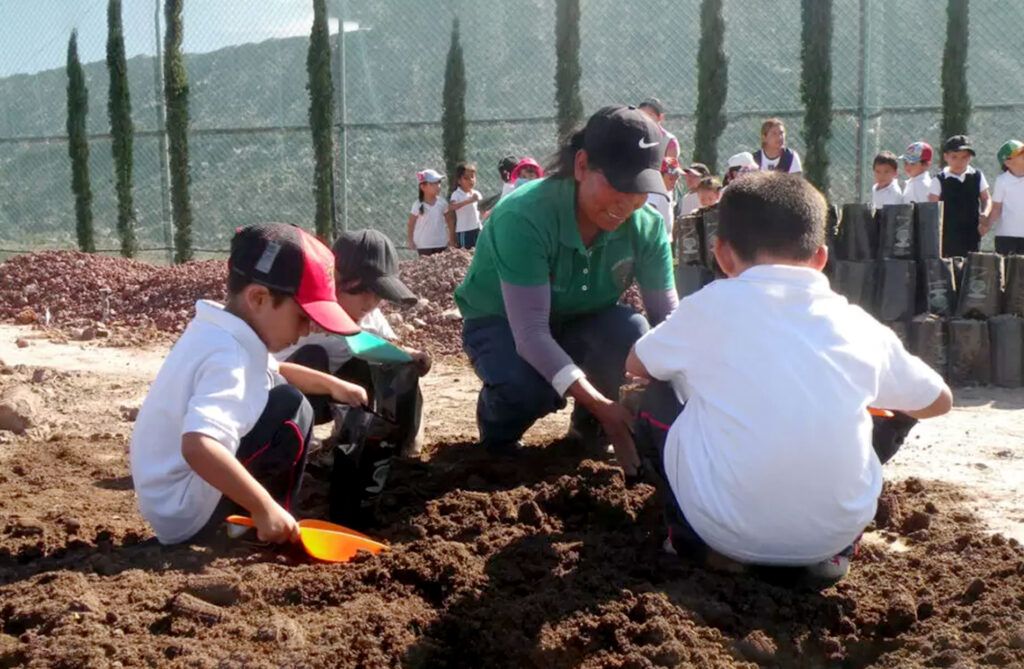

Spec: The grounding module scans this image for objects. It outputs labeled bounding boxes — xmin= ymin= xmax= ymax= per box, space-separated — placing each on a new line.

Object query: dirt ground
xmin=2 ymin=323 xmax=1024 ymax=668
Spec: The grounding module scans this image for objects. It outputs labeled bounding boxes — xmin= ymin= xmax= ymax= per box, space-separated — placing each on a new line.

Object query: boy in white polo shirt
xmin=981 ymin=140 xmax=1024 ymax=255
xmin=899 ymin=141 xmax=934 ymax=204
xmin=627 ymin=172 xmax=951 ymax=582
xmin=871 ymin=151 xmax=903 ymax=210
xmin=130 ymin=224 xmax=367 ymax=545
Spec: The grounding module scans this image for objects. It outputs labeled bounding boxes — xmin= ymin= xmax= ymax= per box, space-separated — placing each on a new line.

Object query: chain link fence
xmin=1 ymin=0 xmax=1023 ymax=261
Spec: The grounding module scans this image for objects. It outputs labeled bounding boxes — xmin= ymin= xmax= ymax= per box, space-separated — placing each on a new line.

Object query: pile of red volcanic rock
xmin=0 ymin=251 xmax=225 ymax=344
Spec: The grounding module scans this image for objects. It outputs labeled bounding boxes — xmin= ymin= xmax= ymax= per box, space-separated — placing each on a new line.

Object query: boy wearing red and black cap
xmin=130 ymin=223 xmax=367 ymax=546
xmin=899 ymin=141 xmax=934 ymax=204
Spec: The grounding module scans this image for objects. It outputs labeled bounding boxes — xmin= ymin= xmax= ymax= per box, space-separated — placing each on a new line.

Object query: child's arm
xmin=979 ymin=189 xmax=992 ymax=217
xmin=406 ymin=214 xmax=417 ymax=250
xmin=625 ymin=346 xmax=653 ymax=380
xmin=279 ymin=362 xmax=368 ymax=406
xmin=982 ymin=201 xmax=1001 ymax=236
xmin=445 ymin=206 xmax=457 ymax=247
xmin=901 ymin=386 xmax=952 ymax=420
xmin=927 ymin=193 xmax=940 ymax=203
xmin=449 ymin=197 xmax=478 ymax=212
xmin=181 ymin=433 xmax=298 ymax=543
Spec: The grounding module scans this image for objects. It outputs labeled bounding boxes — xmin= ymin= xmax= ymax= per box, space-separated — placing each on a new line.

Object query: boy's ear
xmin=810 ymin=244 xmax=829 ymax=272
xmin=713 ymin=237 xmax=742 ymax=278
xmin=242 ymin=283 xmax=270 ymax=309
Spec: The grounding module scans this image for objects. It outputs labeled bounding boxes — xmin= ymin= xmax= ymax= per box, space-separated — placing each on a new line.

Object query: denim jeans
xmin=462 ymin=304 xmax=649 ymax=447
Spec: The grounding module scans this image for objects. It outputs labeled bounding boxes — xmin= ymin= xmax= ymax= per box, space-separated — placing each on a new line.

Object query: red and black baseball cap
xmin=229 ymin=223 xmax=359 ymax=335
xmin=583 ymin=105 xmax=666 ymax=196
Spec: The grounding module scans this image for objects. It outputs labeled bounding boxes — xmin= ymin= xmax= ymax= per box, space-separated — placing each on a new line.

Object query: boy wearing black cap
xmin=130 ymin=224 xmax=367 ymax=546
xmin=928 ymin=135 xmax=992 ymax=256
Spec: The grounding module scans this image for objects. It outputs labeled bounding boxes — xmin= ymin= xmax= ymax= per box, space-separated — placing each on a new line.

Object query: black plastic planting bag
xmin=909 ymin=315 xmax=947 ymax=375
xmin=914 ymin=201 xmax=943 ymax=260
xmin=879 ymin=204 xmax=915 ymax=259
xmin=675 ymin=264 xmax=713 ymax=299
xmin=837 ymin=204 xmax=877 ymax=261
xmin=832 ymin=260 xmax=876 ymax=310
xmin=876 ymin=259 xmax=917 ymax=322
xmin=702 ymin=207 xmax=720 ymax=273
xmin=1004 ymin=255 xmax=1024 ymax=316
xmin=330 ymin=363 xmax=421 ymax=528
xmin=990 ymin=315 xmax=1024 ymax=388
xmin=954 ymin=252 xmax=1004 ymax=320
xmin=920 ymin=258 xmax=956 ymax=317
xmin=948 ymin=319 xmax=991 ymax=386
xmin=677 ymin=213 xmax=703 ymax=266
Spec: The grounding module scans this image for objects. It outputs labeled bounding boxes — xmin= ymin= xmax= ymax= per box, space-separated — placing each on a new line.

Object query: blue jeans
xmin=457 ymin=229 xmax=480 ymax=249
xmin=462 ymin=304 xmax=649 ymax=447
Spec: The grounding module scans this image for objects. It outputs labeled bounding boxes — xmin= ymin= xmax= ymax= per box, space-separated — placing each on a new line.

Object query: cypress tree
xmin=441 ymin=18 xmax=467 ymax=186
xmin=164 ymin=0 xmax=193 ymax=263
xmin=107 ymin=0 xmax=137 ymax=258
xmin=800 ymin=0 xmax=833 ymax=192
xmin=307 ymin=0 xmax=336 ymax=240
xmin=554 ymin=0 xmax=583 ymax=143
xmin=692 ymin=0 xmax=728 ymax=172
xmin=941 ymin=0 xmax=971 ymax=142
xmin=66 ymin=31 xmax=95 ymax=253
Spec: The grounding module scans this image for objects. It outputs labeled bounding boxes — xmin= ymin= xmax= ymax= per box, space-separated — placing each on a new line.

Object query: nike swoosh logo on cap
xmin=638 ymin=138 xmax=659 ymax=149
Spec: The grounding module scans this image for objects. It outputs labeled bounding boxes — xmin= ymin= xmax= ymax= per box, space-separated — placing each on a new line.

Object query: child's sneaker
xmin=805 ymin=541 xmax=858 ymax=582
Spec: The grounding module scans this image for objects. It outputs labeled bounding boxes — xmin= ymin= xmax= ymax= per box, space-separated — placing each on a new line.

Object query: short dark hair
xmin=226 ymin=271 xmax=289 ymax=305
xmin=873 ymin=151 xmax=899 ymax=171
xmin=638 ymin=97 xmax=665 ymax=116
xmin=717 ymin=171 xmax=826 ymax=263
xmin=697 ymin=175 xmax=722 ymax=191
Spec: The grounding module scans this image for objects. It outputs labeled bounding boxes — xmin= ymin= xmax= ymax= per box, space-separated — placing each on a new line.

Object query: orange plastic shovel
xmin=225 ymin=515 xmax=388 ymax=563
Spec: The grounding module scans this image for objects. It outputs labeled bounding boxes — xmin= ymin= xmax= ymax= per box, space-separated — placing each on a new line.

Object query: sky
xmin=0 ymin=0 xmax=353 ymax=78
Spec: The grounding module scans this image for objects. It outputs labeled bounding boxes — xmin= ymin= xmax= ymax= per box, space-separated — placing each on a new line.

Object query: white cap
xmin=727 ymin=152 xmax=758 ymax=170
xmin=416 ymin=169 xmax=444 ymax=184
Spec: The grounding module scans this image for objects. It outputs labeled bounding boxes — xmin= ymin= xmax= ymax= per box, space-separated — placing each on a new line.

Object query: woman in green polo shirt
xmin=454 ymin=106 xmax=678 ymax=473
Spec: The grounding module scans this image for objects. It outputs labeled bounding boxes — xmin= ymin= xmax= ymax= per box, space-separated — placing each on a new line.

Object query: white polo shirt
xmin=410 ymin=198 xmax=449 ymax=250
xmin=902 ymin=171 xmax=933 ymax=204
xmin=450 ymin=187 xmax=483 ymax=233
xmin=928 ymin=165 xmax=989 ymax=197
xmin=130 ymin=301 xmax=279 ymax=544
xmin=276 ymin=308 xmax=397 ymax=372
xmin=872 ymin=181 xmax=904 ymax=209
xmin=679 ymin=191 xmax=701 ymax=218
xmin=759 ymin=150 xmax=803 ymax=173
xmin=992 ymin=171 xmax=1024 ymax=238
xmin=634 ymin=265 xmax=946 ymax=566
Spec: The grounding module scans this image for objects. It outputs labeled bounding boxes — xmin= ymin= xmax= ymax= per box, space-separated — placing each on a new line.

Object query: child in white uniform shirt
xmin=982 ymin=140 xmax=1024 ymax=255
xmin=449 ymin=162 xmax=483 ymax=250
xmin=626 ymin=172 xmax=952 ymax=583
xmin=899 ymin=141 xmax=934 ymax=204
xmin=129 ymin=224 xmax=367 ymax=545
xmin=871 ymin=151 xmax=903 ymax=209
xmin=407 ymin=169 xmax=453 ymax=255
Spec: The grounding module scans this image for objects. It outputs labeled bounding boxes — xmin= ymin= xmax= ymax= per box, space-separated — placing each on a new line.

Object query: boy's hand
xmin=252 ymin=501 xmax=299 ymax=544
xmin=979 ymin=215 xmax=991 ymax=236
xmin=410 ymin=349 xmax=432 ymax=376
xmin=328 ymin=377 xmax=369 ymax=407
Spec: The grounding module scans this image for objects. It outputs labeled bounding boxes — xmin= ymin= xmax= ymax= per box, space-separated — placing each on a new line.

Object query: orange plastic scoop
xmin=868 ymin=407 xmax=895 ymax=418
xmin=225 ymin=515 xmax=388 ymax=563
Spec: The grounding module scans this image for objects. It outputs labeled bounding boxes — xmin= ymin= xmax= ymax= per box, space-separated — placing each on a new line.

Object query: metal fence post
xmin=152 ymin=0 xmax=174 ymax=263
xmin=853 ymin=0 xmax=870 ymax=202
xmin=334 ymin=0 xmax=347 ymax=233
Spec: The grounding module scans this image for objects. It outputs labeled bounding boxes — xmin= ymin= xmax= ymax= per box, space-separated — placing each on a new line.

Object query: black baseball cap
xmin=638 ymin=97 xmax=665 ymax=116
xmin=332 ymin=229 xmax=417 ymax=307
xmin=229 ymin=223 xmax=360 ymax=334
xmin=943 ymin=135 xmax=975 ymax=156
xmin=583 ymin=105 xmax=666 ymax=195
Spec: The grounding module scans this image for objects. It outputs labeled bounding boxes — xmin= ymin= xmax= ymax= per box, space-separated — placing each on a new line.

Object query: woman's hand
xmin=590 ymin=399 xmax=641 ymax=476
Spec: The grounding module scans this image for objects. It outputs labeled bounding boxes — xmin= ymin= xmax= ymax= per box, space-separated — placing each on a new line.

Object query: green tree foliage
xmin=941 ymin=0 xmax=971 ymax=142
xmin=441 ymin=18 xmax=467 ymax=187
xmin=107 ymin=0 xmax=137 ymax=257
xmin=554 ymin=0 xmax=583 ymax=144
xmin=800 ymin=0 xmax=833 ymax=192
xmin=164 ymin=0 xmax=193 ymax=263
xmin=692 ymin=0 xmax=728 ymax=172
xmin=307 ymin=0 xmax=336 ymax=239
xmin=66 ymin=30 xmax=95 ymax=253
